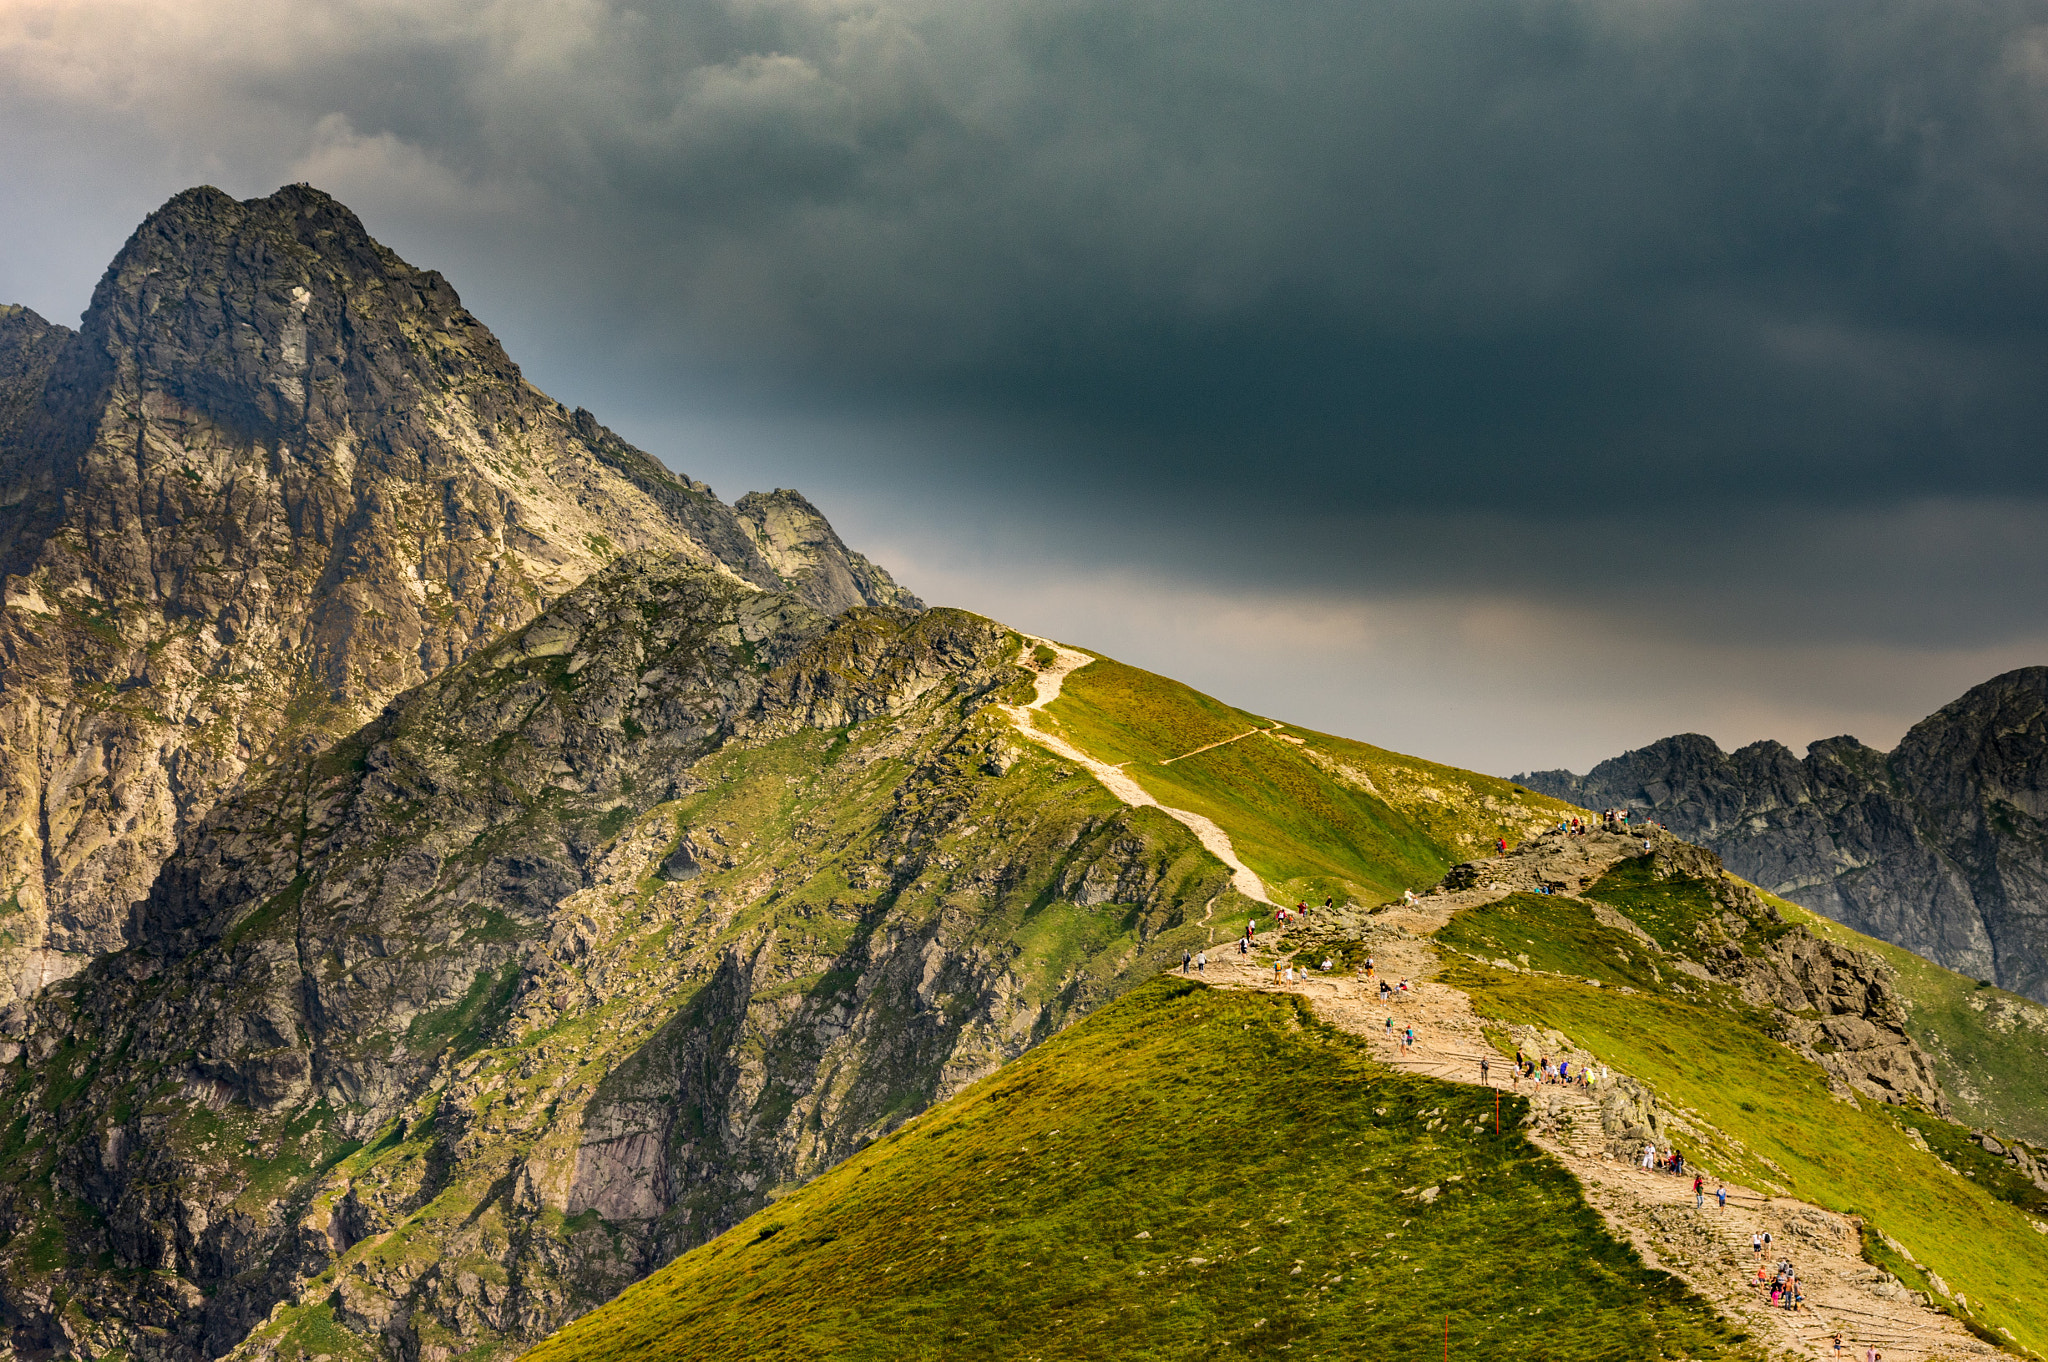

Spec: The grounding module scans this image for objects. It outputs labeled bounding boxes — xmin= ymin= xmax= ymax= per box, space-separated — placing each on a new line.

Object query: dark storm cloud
xmin=11 ymin=0 xmax=2048 ymax=518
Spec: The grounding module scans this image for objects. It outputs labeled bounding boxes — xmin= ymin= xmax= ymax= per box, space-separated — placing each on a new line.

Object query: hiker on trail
xmin=1539 ymin=1055 xmax=1550 ymax=1084
xmin=1642 ymin=1142 xmax=1657 ymax=1170
xmin=1402 ymin=889 xmax=1416 ymax=905
xmin=1386 ymin=1016 xmax=1394 ymax=1036
xmin=1692 ymin=1174 xmax=1704 ymax=1209
xmin=1752 ymin=1233 xmax=1763 ymax=1257
xmin=1182 ymin=950 xmax=1192 ymax=973
xmin=1321 ymin=957 xmax=1332 ymax=972
xmin=1480 ymin=1056 xmax=1490 ymax=1083
xmin=1197 ymin=951 xmax=1207 ymax=973
xmin=1716 ymin=1185 xmax=1726 ymax=1209
xmin=1404 ymin=1026 xmax=1415 ymax=1051
xmin=1496 ymin=837 xmax=1507 ymax=854
xmin=1865 ymin=1346 xmax=1880 ymax=1362
xmin=1365 ymin=956 xmax=1376 ymax=976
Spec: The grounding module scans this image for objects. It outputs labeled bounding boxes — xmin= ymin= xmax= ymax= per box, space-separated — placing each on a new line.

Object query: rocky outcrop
xmin=1437 ymin=823 xmax=1683 ymax=897
xmin=1517 ymin=668 xmax=2048 ymax=1003
xmin=0 ymin=184 xmax=915 ymax=1007
xmin=1970 ymin=1129 xmax=2048 ymax=1193
xmin=0 ymin=554 xmax=1243 ymax=1362
xmin=735 ymin=488 xmax=922 ymax=615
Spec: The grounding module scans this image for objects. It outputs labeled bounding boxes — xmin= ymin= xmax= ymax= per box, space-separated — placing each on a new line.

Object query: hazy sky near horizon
xmin=5 ymin=0 xmax=2048 ymax=774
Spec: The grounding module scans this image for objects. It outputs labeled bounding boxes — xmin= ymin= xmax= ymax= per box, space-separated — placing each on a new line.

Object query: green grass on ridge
xmin=527 ymin=977 xmax=1756 ymax=1362
xmin=1437 ymin=892 xmax=1738 ymax=1010
xmin=1039 ymin=657 xmax=1571 ymax=908
xmin=1441 ymin=875 xmax=2048 ymax=1356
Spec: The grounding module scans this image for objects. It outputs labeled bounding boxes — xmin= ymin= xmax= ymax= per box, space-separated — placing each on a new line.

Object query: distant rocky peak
xmin=735 ymin=488 xmax=924 ymax=615
xmin=1515 ymin=665 xmax=2048 ymax=1003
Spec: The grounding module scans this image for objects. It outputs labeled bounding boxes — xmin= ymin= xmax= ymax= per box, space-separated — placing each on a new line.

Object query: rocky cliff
xmin=1517 ymin=667 xmax=2048 ymax=1003
xmin=0 ymin=553 xmax=1239 ymax=1361
xmin=0 ymin=185 xmax=915 ymax=1008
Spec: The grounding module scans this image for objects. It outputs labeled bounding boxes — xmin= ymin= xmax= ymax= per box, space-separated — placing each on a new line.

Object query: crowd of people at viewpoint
xmin=1179 ymin=896 xmax=1338 ymax=981
xmin=1164 ymin=825 xmax=1910 ymax=1362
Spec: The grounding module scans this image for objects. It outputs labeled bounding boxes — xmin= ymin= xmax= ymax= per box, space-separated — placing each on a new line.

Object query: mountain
xmin=1516 ymin=667 xmax=2048 ymax=1005
xmin=523 ymin=831 xmax=2048 ymax=1362
xmin=0 ymin=185 xmax=916 ymax=1010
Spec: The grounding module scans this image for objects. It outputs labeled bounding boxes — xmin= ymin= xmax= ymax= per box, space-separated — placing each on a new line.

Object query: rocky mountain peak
xmin=84 ymin=182 xmax=519 ymax=447
xmin=0 ymin=184 xmax=918 ymax=1005
xmin=1893 ymin=665 xmax=2048 ymax=803
xmin=735 ymin=488 xmax=923 ymax=614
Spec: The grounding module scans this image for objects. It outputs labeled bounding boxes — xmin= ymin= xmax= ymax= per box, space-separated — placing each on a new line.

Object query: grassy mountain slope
xmin=526 ymin=976 xmax=1756 ymax=1362
xmin=1039 ymin=656 xmax=1571 ymax=907
xmin=1439 ymin=866 xmax=2048 ymax=1356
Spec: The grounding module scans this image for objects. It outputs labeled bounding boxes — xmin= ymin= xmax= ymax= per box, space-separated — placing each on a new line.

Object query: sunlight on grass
xmin=1445 ymin=874 xmax=2048 ymax=1357
xmin=527 ymin=978 xmax=1756 ymax=1362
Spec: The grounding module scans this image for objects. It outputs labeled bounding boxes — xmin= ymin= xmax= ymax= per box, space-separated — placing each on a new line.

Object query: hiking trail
xmin=1197 ymin=831 xmax=2000 ymax=1362
xmin=999 ymin=636 xmax=1274 ymax=906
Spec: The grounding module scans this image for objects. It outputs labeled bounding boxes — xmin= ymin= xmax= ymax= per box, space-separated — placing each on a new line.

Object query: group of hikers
xmin=1641 ymin=1143 xmax=1687 ymax=1176
xmin=1754 ymin=1246 xmax=1806 ymax=1314
xmin=1497 ymin=1046 xmax=1608 ymax=1093
xmin=1274 ymin=959 xmax=1333 ymax=983
xmin=1559 ymin=808 xmax=1633 ymax=836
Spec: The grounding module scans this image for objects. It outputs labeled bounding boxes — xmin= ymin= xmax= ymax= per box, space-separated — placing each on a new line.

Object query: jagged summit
xmin=735 ymin=487 xmax=922 ymax=614
xmin=82 ymin=181 xmax=525 ymax=443
xmin=0 ymin=183 xmax=917 ymax=1004
xmin=1515 ymin=664 xmax=2048 ymax=1002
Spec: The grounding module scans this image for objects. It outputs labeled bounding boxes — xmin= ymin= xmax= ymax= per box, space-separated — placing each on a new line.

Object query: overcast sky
xmin=5 ymin=0 xmax=2048 ymax=774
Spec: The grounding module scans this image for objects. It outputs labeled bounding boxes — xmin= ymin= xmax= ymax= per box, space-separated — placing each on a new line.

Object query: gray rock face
xmin=1516 ymin=667 xmax=2048 ymax=1002
xmin=735 ymin=488 xmax=923 ymax=615
xmin=0 ymin=184 xmax=914 ymax=1006
xmin=0 ymin=555 xmax=1236 ymax=1362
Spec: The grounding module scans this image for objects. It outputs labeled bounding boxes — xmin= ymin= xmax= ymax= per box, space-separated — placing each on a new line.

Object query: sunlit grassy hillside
xmin=1037 ymin=656 xmax=1573 ymax=907
xmin=1441 ymin=865 xmax=2048 ymax=1357
xmin=525 ymin=978 xmax=1756 ymax=1362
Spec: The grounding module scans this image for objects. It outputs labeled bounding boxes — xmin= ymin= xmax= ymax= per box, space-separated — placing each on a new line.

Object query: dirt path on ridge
xmin=1160 ymin=725 xmax=1276 ymax=765
xmin=999 ymin=636 xmax=1274 ymax=907
xmin=1187 ymin=837 xmax=2002 ymax=1362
